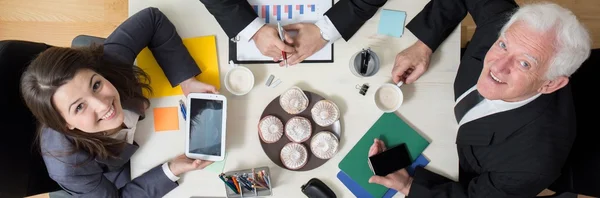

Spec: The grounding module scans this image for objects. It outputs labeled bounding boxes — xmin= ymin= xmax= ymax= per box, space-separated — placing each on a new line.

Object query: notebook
xmin=136 ymin=35 xmax=220 ymax=98
xmin=338 ymin=113 xmax=430 ymax=197
xmin=337 ymin=154 xmax=430 ymax=198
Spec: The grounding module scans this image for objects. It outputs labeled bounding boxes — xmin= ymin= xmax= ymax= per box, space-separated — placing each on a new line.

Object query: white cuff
xmin=162 ymin=162 xmax=180 ymax=182
xmin=236 ymin=17 xmax=266 ymax=42
xmin=314 ymin=16 xmax=342 ymax=43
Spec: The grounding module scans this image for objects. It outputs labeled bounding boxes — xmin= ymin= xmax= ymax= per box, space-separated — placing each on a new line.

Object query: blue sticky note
xmin=338 ymin=154 xmax=430 ymax=198
xmin=378 ymin=9 xmax=407 ymax=37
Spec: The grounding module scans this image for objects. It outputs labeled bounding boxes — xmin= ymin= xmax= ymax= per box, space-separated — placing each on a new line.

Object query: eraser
xmin=266 ymin=75 xmax=275 ymax=86
xmin=271 ymin=79 xmax=282 ymax=87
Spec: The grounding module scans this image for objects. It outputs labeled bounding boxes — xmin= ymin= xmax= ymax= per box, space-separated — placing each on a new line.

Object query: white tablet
xmin=185 ymin=93 xmax=227 ymax=161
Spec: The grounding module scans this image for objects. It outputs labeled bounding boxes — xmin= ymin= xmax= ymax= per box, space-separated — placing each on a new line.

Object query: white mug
xmin=224 ymin=60 xmax=255 ymax=96
xmin=374 ymin=81 xmax=404 ymax=112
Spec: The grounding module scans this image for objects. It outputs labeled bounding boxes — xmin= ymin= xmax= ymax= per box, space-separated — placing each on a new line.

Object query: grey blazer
xmin=41 ymin=7 xmax=201 ymax=197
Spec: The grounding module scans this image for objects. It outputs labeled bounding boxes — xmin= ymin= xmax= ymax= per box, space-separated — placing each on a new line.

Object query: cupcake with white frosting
xmin=311 ymin=100 xmax=340 ymax=127
xmin=280 ymin=142 xmax=308 ymax=170
xmin=280 ymin=87 xmax=309 ymax=115
xmin=258 ymin=115 xmax=284 ymax=143
xmin=310 ymin=131 xmax=339 ymax=159
xmin=285 ymin=116 xmax=312 ymax=143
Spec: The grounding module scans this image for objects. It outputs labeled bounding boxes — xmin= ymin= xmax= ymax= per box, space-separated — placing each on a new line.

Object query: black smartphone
xmin=368 ymin=143 xmax=412 ymax=176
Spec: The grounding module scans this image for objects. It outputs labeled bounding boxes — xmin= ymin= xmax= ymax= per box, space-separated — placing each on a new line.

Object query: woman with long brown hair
xmin=20 ymin=7 xmax=216 ymax=197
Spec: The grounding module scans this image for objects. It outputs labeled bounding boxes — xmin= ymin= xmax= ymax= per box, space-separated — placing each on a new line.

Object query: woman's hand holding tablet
xmin=185 ymin=93 xmax=228 ymax=161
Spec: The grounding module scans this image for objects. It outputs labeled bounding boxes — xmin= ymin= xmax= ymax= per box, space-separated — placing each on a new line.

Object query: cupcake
xmin=280 ymin=142 xmax=308 ymax=170
xmin=310 ymin=131 xmax=339 ymax=159
xmin=311 ymin=100 xmax=340 ymax=127
xmin=280 ymin=86 xmax=309 ymax=115
xmin=258 ymin=115 xmax=284 ymax=143
xmin=285 ymin=116 xmax=312 ymax=143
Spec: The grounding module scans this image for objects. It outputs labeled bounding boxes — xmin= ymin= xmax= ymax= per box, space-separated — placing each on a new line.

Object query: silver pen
xmin=277 ymin=22 xmax=288 ymax=67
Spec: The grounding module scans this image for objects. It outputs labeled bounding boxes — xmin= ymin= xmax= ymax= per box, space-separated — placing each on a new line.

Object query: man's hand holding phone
xmin=367 ymin=139 xmax=413 ymax=195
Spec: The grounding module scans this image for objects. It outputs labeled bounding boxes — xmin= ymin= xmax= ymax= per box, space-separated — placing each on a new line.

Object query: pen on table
xmin=277 ymin=22 xmax=288 ymax=67
xmin=179 ymin=99 xmax=186 ymax=120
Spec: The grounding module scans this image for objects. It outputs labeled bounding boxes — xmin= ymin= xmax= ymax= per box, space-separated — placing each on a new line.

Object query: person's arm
xmin=325 ymin=0 xmax=388 ymax=41
xmin=199 ymin=0 xmax=260 ymax=39
xmin=314 ymin=16 xmax=343 ymax=43
xmin=406 ymin=0 xmax=518 ymax=52
xmin=44 ymin=154 xmax=177 ymax=197
xmin=40 ymin=128 xmax=178 ymax=197
xmin=406 ymin=167 xmax=555 ymax=197
xmin=103 ymin=7 xmax=200 ymax=87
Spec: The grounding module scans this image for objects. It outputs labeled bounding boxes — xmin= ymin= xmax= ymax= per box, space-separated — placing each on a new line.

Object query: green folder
xmin=338 ymin=113 xmax=430 ymax=197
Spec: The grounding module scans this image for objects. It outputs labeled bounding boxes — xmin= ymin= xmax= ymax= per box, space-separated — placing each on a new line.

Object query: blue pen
xmin=179 ymin=99 xmax=186 ymax=120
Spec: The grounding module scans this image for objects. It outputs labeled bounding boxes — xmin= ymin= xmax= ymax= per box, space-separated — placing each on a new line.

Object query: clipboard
xmin=229 ymin=42 xmax=334 ymax=64
xmin=230 ymin=0 xmax=335 ymax=64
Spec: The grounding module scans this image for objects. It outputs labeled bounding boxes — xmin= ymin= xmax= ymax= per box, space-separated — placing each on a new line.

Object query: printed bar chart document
xmin=230 ymin=0 xmax=333 ymax=64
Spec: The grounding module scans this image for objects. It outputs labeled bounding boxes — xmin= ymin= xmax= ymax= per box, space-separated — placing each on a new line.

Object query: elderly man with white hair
xmin=367 ymin=0 xmax=591 ymax=197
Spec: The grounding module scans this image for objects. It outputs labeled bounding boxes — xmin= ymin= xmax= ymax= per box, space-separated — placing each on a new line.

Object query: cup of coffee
xmin=224 ymin=61 xmax=254 ymax=96
xmin=374 ymin=82 xmax=404 ymax=112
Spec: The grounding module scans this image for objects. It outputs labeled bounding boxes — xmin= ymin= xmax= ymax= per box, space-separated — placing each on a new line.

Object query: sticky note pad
xmin=378 ymin=9 xmax=407 ymax=38
xmin=153 ymin=107 xmax=179 ymax=132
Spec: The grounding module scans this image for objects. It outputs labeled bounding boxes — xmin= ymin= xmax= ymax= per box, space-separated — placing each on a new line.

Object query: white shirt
xmin=236 ymin=16 xmax=342 ymax=43
xmin=108 ymin=110 xmax=180 ymax=182
xmin=456 ymin=86 xmax=542 ymax=126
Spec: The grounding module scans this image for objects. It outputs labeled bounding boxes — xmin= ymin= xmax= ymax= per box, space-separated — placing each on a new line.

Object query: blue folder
xmin=337 ymin=154 xmax=430 ymax=197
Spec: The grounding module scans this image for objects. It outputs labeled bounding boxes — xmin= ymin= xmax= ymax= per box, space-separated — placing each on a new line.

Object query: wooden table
xmin=129 ymin=0 xmax=461 ymax=197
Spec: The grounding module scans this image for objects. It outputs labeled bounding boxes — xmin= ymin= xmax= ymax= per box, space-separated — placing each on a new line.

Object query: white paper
xmin=236 ymin=0 xmax=333 ymax=62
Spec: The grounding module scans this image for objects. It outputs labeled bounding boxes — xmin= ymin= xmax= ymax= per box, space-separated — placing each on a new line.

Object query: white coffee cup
xmin=374 ymin=81 xmax=404 ymax=112
xmin=224 ymin=61 xmax=254 ymax=96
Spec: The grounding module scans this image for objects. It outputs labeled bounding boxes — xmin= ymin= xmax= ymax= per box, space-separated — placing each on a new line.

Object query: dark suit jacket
xmin=41 ymin=7 xmax=200 ymax=197
xmin=199 ymin=0 xmax=387 ymax=41
xmin=405 ymin=0 xmax=576 ymax=197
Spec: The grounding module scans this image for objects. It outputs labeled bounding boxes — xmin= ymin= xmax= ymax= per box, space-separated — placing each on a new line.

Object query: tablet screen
xmin=188 ymin=98 xmax=223 ymax=156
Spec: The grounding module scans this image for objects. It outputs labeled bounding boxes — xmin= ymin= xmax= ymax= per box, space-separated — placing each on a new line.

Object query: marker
xmin=219 ymin=174 xmax=238 ymax=193
xmin=179 ymin=99 xmax=186 ymax=120
xmin=232 ymin=176 xmax=241 ymax=193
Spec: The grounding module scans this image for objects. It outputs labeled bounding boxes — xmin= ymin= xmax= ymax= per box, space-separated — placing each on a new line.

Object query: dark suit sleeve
xmin=199 ymin=0 xmax=258 ymax=38
xmin=103 ymin=7 xmax=201 ymax=87
xmin=406 ymin=0 xmax=518 ymax=52
xmin=325 ymin=0 xmax=388 ymax=41
xmin=407 ymin=167 xmax=555 ymax=198
xmin=44 ymin=155 xmax=177 ymax=197
xmin=41 ymin=129 xmax=177 ymax=197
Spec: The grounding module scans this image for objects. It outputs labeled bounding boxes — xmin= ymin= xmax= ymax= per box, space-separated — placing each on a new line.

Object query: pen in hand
xmin=277 ymin=22 xmax=288 ymax=67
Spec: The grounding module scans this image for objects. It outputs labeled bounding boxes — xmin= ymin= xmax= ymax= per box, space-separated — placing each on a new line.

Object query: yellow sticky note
xmin=137 ymin=35 xmax=221 ymax=98
xmin=153 ymin=107 xmax=179 ymax=132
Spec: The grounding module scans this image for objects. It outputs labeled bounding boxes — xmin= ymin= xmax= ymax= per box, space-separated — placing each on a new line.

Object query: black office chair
xmin=544 ymin=49 xmax=600 ymax=198
xmin=0 ymin=40 xmax=60 ymax=197
xmin=71 ymin=35 xmax=106 ymax=48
